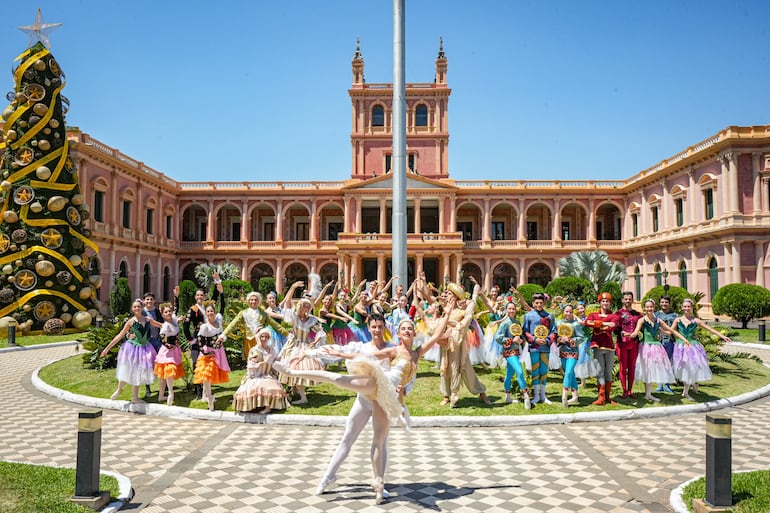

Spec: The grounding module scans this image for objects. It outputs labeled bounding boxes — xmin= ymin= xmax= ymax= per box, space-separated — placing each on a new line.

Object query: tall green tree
xmin=558 ymin=250 xmax=627 ymax=294
xmin=0 ymin=36 xmax=100 ymax=332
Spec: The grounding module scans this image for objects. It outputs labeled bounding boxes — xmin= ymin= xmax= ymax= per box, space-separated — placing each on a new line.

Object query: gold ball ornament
xmin=23 ymin=304 xmax=32 ymax=312
xmin=32 ymin=102 xmax=48 ymax=116
xmin=14 ymin=260 xmax=22 ymax=267
xmin=79 ymin=287 xmax=92 ymax=300
xmin=35 ymin=260 xmax=56 ymax=277
xmin=45 ymin=280 xmax=54 ymax=287
xmin=88 ymin=308 xmax=100 ymax=319
xmin=71 ymin=194 xmax=84 ymax=206
xmin=9 ymin=244 xmax=17 ymax=252
xmin=2 ymin=265 xmax=13 ymax=275
xmin=1 ymin=180 xmax=11 ymax=191
xmin=60 ymin=312 xmax=72 ymax=324
xmin=37 ymin=139 xmax=51 ymax=151
xmin=3 ymin=210 xmax=19 ymax=223
xmin=5 ymin=129 xmax=17 ymax=141
xmin=61 ymin=304 xmax=69 ymax=313
xmin=48 ymin=119 xmax=60 ymax=129
xmin=1 ymin=107 xmax=14 ymax=121
xmin=72 ymin=311 xmax=92 ymax=329
xmin=89 ymin=275 xmax=103 ymax=289
xmin=35 ymin=166 xmax=51 ymax=180
xmin=6 ymin=276 xmax=14 ymax=283
xmin=30 ymin=201 xmax=43 ymax=213
xmin=47 ymin=196 xmax=68 ymax=212
xmin=69 ymin=255 xmax=82 ymax=267
xmin=43 ymin=128 xmax=51 ymax=135
xmin=33 ymin=59 xmax=46 ymax=71
xmin=68 ymin=285 xmax=76 ymax=292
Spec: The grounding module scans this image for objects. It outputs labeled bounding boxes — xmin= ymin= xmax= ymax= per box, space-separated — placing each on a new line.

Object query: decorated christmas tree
xmin=0 ymin=10 xmax=101 ymax=334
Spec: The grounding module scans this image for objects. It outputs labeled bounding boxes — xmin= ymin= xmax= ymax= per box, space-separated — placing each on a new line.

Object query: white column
xmin=553 ymin=198 xmax=561 ymax=241
xmin=241 ymin=200 xmax=248 ymax=241
xmin=310 ymin=199 xmax=317 ymax=242
xmin=449 ymin=195 xmax=457 ymax=233
xmin=661 ymin=178 xmax=670 ymax=230
xmin=206 ymin=200 xmax=214 ymax=242
xmin=517 ymin=199 xmax=526 ymax=240
xmin=414 ymin=197 xmax=421 ymax=234
xmin=587 ymin=199 xmax=596 ymax=241
xmin=732 ymin=241 xmax=741 ymax=284
xmin=688 ymin=167 xmax=697 ymax=224
xmin=438 ymin=196 xmax=445 ymax=233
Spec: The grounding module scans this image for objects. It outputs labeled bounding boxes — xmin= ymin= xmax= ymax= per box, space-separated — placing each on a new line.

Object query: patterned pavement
xmin=2 ymin=343 xmax=770 ymax=513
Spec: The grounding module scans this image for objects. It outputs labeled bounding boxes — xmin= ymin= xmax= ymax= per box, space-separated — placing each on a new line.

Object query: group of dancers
xmin=98 ymin=270 xmax=734 ymax=504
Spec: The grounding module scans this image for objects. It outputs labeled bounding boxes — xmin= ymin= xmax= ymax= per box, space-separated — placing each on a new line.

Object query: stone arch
xmin=525 ymin=203 xmax=553 ymax=240
xmin=492 ymin=262 xmax=517 ymax=290
xmin=181 ymin=204 xmax=207 ymax=242
xmin=527 ymin=262 xmax=552 ymax=287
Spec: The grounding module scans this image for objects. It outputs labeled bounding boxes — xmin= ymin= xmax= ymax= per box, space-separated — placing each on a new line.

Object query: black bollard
xmin=7 ymin=320 xmax=17 ymax=346
xmin=705 ymin=414 xmax=732 ymax=508
xmin=758 ymin=319 xmax=766 ymax=342
xmin=95 ymin=315 xmax=104 ymax=328
xmin=71 ymin=410 xmax=111 ymax=509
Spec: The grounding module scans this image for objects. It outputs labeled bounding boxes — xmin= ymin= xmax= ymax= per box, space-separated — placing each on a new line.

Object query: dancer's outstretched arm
xmin=418 ymin=298 xmax=455 ymax=356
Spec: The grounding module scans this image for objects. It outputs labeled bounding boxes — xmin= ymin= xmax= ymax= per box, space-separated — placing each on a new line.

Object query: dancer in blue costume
xmin=671 ymin=298 xmax=731 ymax=400
xmin=625 ymin=299 xmax=685 ymax=402
xmin=264 ymin=291 xmax=287 ymax=353
xmin=522 ymin=292 xmax=556 ymax=405
xmin=556 ymin=304 xmax=585 ymax=407
xmin=494 ymin=300 xmax=531 ymax=408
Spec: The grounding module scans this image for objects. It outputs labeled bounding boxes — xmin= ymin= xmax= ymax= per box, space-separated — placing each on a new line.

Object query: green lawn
xmin=0 ymin=332 xmax=83 ymax=349
xmin=0 ymin=461 xmax=119 ymax=513
xmin=682 ymin=470 xmax=770 ymax=513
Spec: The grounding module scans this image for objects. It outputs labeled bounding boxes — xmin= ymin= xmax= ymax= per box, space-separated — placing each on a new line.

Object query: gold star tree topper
xmin=18 ymin=8 xmax=62 ymax=49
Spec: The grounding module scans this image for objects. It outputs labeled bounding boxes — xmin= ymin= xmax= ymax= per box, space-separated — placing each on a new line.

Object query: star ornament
xmin=18 ymin=8 xmax=62 ymax=49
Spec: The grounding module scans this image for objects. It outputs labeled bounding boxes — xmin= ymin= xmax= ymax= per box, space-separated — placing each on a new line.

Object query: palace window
xmin=93 ymin=191 xmax=104 ymax=222
xmin=122 ymin=201 xmax=131 ymax=229
xmin=704 ymin=188 xmax=714 ymax=219
xmin=631 ymin=213 xmax=638 ymax=237
xmin=651 ymin=206 xmax=659 ymax=232
xmin=166 ymin=215 xmax=172 ymax=239
xmin=146 ymin=209 xmax=154 ymax=234
xmin=674 ymin=198 xmax=684 ymax=227
xmin=679 ymin=261 xmax=688 ymax=291
xmin=492 ymin=222 xmax=505 ymax=240
xmin=372 ymin=105 xmax=384 ymax=127
xmin=415 ymin=104 xmax=428 ymax=126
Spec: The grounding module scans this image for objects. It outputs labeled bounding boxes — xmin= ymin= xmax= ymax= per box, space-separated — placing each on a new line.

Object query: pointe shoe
xmin=568 ymin=392 xmax=579 ymax=404
xmin=504 ymin=392 xmax=513 ymax=404
xmin=110 ymin=389 xmax=121 ymax=401
xmin=693 ymin=383 xmax=699 ymax=393
xmin=167 ymin=394 xmax=174 ymax=406
xmin=316 ymin=475 xmax=337 ymax=495
xmin=523 ymin=392 xmax=532 ymax=410
xmin=372 ymin=477 xmax=385 ymax=504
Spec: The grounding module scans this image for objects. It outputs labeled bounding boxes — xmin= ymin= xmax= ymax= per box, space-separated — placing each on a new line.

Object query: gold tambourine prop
xmin=557 ymin=323 xmax=574 ymax=338
xmin=508 ymin=323 xmax=522 ymax=337
xmin=533 ymin=325 xmax=550 ymax=339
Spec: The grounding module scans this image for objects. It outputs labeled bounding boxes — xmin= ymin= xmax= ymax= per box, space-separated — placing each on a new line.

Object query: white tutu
xmin=635 ymin=343 xmax=675 ymax=384
xmin=346 ymin=357 xmax=403 ymax=423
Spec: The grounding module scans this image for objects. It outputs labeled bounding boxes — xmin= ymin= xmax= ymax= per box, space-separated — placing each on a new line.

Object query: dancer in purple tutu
xmin=670 ymin=298 xmax=731 ymax=400
xmin=101 ymin=299 xmax=161 ymax=403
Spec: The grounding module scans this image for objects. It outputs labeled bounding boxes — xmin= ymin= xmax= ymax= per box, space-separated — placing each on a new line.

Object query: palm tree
xmin=194 ymin=262 xmax=240 ymax=289
xmin=558 ymin=250 xmax=626 ymax=293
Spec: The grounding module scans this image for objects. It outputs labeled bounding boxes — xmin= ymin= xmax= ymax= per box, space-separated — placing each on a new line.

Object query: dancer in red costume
xmin=615 ymin=291 xmax=642 ymax=398
xmin=585 ymin=292 xmax=619 ymax=405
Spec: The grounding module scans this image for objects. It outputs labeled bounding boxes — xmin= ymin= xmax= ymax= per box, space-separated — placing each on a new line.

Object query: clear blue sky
xmin=3 ymin=1 xmax=769 ymax=183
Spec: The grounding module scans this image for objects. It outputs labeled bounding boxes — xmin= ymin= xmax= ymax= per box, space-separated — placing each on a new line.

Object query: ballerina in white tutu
xmin=273 ymin=297 xmax=456 ymax=504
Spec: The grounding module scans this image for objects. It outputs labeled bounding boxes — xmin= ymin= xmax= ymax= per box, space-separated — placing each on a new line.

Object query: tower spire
xmin=435 ymin=37 xmax=447 ymax=84
xmin=352 ymin=37 xmax=365 ymax=85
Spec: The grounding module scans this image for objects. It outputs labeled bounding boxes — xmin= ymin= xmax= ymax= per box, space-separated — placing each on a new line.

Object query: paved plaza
xmin=2 ymin=343 xmax=770 ymax=512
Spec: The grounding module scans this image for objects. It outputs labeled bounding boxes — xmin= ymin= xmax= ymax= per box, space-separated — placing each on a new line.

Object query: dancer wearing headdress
xmin=585 ymin=292 xmax=619 ymax=406
xmin=494 ymin=300 xmax=531 ymax=407
xmin=232 ymin=328 xmax=290 ymax=413
xmin=522 ymin=292 xmax=557 ymax=405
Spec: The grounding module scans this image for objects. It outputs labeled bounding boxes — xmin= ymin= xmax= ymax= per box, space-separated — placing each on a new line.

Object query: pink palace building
xmin=69 ymin=42 xmax=770 ymax=317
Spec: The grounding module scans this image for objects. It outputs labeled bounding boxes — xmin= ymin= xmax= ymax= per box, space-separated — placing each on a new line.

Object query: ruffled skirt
xmin=348 ymin=321 xmax=371 ymax=343
xmin=332 ymin=326 xmax=357 ymax=346
xmin=673 ymin=341 xmax=712 ymax=384
xmin=194 ymin=354 xmax=230 ymax=384
xmin=233 ymin=376 xmax=290 ymax=411
xmin=156 ymin=344 xmax=182 ymax=365
xmin=481 ymin=324 xmax=504 ymax=368
xmin=279 ymin=343 xmax=325 ymax=386
xmin=574 ymin=341 xmax=599 ymax=378
xmin=116 ymin=341 xmax=157 ymax=386
xmin=154 ymin=361 xmax=185 ymax=380
xmin=635 ymin=343 xmax=675 ymax=384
